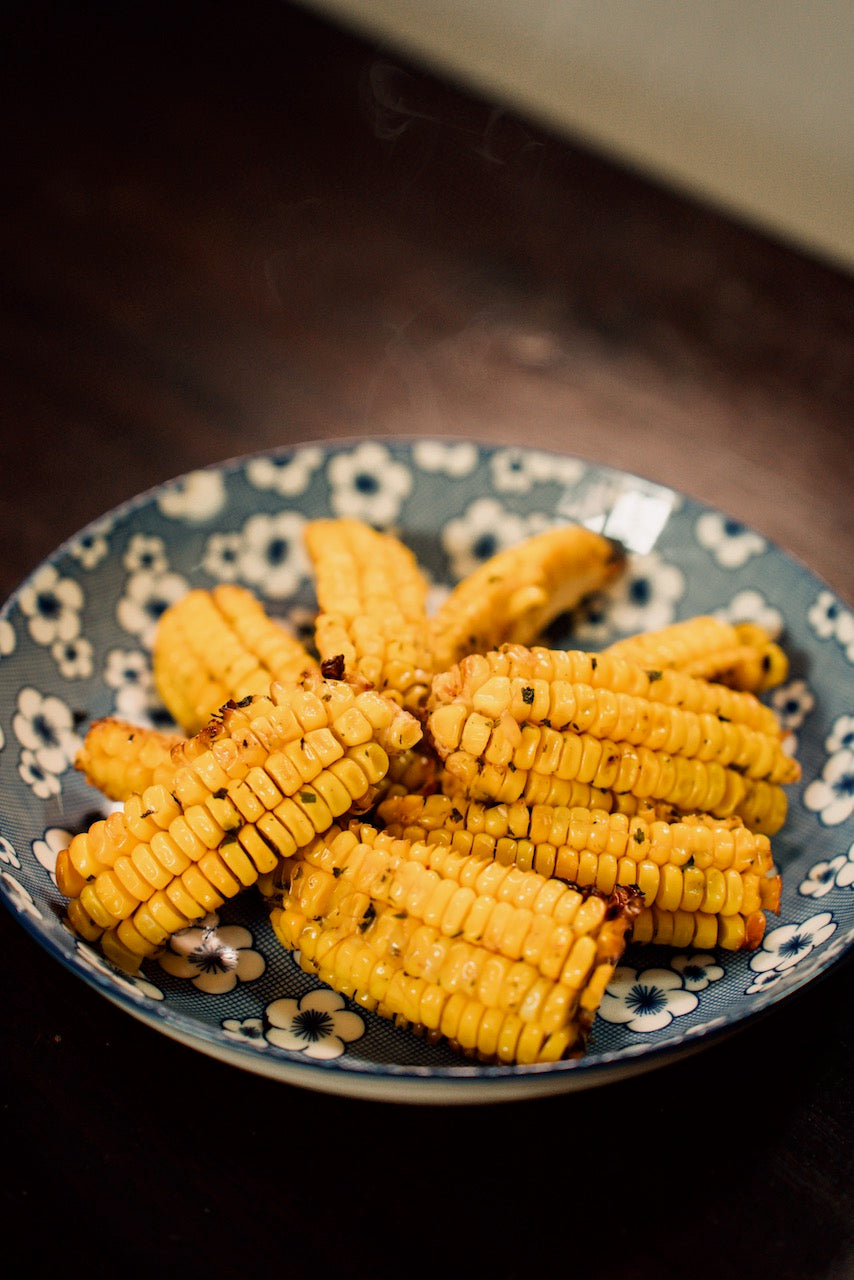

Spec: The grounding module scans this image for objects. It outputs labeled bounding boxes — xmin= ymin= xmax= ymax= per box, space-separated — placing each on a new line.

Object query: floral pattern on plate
xmin=0 ymin=438 xmax=851 ymax=1102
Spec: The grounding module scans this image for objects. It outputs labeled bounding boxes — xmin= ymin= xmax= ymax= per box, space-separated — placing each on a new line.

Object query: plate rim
xmin=2 ymin=434 xmax=852 ymax=1101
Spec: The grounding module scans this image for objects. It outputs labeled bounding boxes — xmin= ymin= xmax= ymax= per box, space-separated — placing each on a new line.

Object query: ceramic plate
xmin=1 ymin=439 xmax=852 ymax=1103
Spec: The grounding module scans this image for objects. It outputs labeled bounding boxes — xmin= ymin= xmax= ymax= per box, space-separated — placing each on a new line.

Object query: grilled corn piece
xmin=57 ymin=673 xmax=422 ymax=971
xmin=153 ymin=584 xmax=318 ymax=734
xmin=426 ymin=645 xmax=798 ymax=832
xmin=304 ymin=519 xmax=434 ymax=714
xmin=75 ymin=719 xmax=185 ymax=803
xmin=269 ymin=823 xmax=642 ymax=1064
xmin=375 ymin=792 xmax=780 ymax=949
xmin=429 ymin=523 xmax=625 ymax=672
xmin=604 ymin=616 xmax=788 ymax=692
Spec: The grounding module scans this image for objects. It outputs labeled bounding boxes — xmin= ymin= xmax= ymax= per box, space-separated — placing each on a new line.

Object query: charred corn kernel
xmin=60 ymin=673 xmax=422 ymax=968
xmin=428 ymin=524 xmax=624 ymax=672
xmin=153 ymin=583 xmax=319 ymax=733
xmin=269 ymin=824 xmax=640 ymax=1064
xmin=75 ymin=719 xmax=185 ymax=803
xmin=604 ymin=615 xmax=788 ymax=693
xmin=305 ymin=518 xmax=434 ymax=712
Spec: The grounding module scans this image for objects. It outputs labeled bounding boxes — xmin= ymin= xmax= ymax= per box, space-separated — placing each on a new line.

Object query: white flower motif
xmin=51 ymin=635 xmax=94 ymax=680
xmin=490 ymin=447 xmax=583 ymax=493
xmin=716 ymin=589 xmax=783 ymax=638
xmin=576 ymin=550 xmax=685 ymax=642
xmin=265 ymin=989 xmax=365 ymax=1059
xmin=202 ymin=531 xmax=245 ymax=581
xmin=803 ymin=737 xmax=854 ymax=827
xmin=0 ymin=835 xmax=20 ymax=869
xmin=746 ymin=912 xmax=837 ymax=992
xmin=441 ymin=498 xmax=534 ymax=581
xmin=799 ymin=850 xmax=854 ymax=899
xmin=123 ymin=533 xmax=169 ymax=576
xmin=1 ymin=871 xmax=44 ymax=921
xmin=158 ymin=916 xmax=266 ymax=993
xmin=769 ymin=678 xmax=814 ymax=732
xmin=103 ymin=647 xmax=162 ymax=719
xmin=696 ymin=511 xmax=766 ymax=568
xmin=0 ymin=616 xmax=16 ymax=658
xmin=75 ymin=940 xmax=164 ymax=1000
xmin=412 ymin=439 xmax=479 ymax=477
xmin=17 ymin=563 xmax=83 ymax=647
xmin=13 ymin=687 xmax=81 ymax=775
xmin=598 ymin=965 xmax=699 ymax=1032
xmin=328 ymin=441 xmax=412 ymax=524
xmin=32 ymin=826 xmax=73 ymax=885
xmin=235 ymin=511 xmax=310 ymax=598
xmin=69 ymin=525 xmax=111 ymax=570
xmin=246 ymin=448 xmax=324 ymax=497
xmin=222 ymin=1016 xmax=267 ymax=1044
xmin=157 ymin=469 xmax=227 ymax=522
xmin=19 ymin=750 xmax=61 ymax=799
xmin=808 ymin=591 xmax=854 ymax=658
xmin=670 ymin=952 xmax=725 ymax=991
xmin=826 ymin=715 xmax=854 ymax=755
xmin=117 ymin=569 xmax=189 ymax=644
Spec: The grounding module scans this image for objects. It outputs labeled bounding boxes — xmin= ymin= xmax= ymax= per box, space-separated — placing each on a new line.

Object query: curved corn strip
xmin=56 ymin=673 xmax=422 ymax=971
xmin=75 ymin=719 xmax=185 ymax=803
xmin=375 ymin=792 xmax=779 ymax=949
xmin=428 ymin=523 xmax=625 ymax=671
xmin=604 ymin=615 xmax=788 ymax=692
xmin=269 ymin=824 xmax=641 ymax=1064
xmin=304 ymin=519 xmax=434 ymax=714
xmin=153 ymin=584 xmax=318 ymax=734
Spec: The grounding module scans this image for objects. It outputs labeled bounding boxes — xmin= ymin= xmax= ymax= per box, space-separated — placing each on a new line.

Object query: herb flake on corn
xmin=604 ymin=615 xmax=789 ymax=692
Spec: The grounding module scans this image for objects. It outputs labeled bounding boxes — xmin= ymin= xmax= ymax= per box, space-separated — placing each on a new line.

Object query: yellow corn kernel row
xmin=270 ymin=824 xmax=641 ymax=1064
xmin=427 ymin=523 xmax=625 ymax=672
xmin=74 ymin=719 xmax=185 ymax=803
xmin=153 ymin=584 xmax=318 ymax=734
xmin=304 ymin=518 xmax=435 ymax=714
xmin=57 ymin=674 xmax=422 ymax=971
xmin=604 ymin=616 xmax=789 ymax=693
xmin=428 ymin=667 xmax=797 ymax=786
xmin=432 ymin=644 xmax=783 ymax=737
xmin=374 ymin=792 xmax=779 ymax=948
xmin=436 ymin=735 xmax=787 ymax=834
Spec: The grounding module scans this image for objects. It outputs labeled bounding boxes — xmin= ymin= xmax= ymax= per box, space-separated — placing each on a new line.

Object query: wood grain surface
xmin=1 ymin=4 xmax=852 ymax=1277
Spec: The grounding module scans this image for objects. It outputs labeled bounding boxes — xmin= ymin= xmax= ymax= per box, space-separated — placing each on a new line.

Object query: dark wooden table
xmin=2 ymin=3 xmax=852 ymax=1276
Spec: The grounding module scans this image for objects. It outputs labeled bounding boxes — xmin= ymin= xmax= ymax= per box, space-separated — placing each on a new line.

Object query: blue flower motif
xmin=799 ymin=843 xmax=854 ymax=898
xmin=327 ymin=441 xmax=412 ymax=524
xmin=246 ymin=448 xmax=323 ymax=497
xmin=696 ymin=511 xmax=766 ymax=568
xmin=598 ymin=965 xmax=698 ymax=1032
xmin=803 ymin=716 xmax=854 ymax=826
xmin=746 ymin=911 xmax=837 ymax=993
xmin=157 ymin=469 xmax=226 ymax=523
xmin=264 ymin=989 xmax=365 ymax=1059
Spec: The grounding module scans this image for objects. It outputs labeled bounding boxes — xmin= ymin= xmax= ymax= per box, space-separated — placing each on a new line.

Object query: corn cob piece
xmin=153 ymin=584 xmax=318 ymax=734
xmin=426 ymin=646 xmax=798 ymax=832
xmin=374 ymin=791 xmax=779 ymax=949
xmin=604 ymin=616 xmax=788 ymax=692
xmin=304 ymin=519 xmax=434 ymax=714
xmin=57 ymin=673 xmax=422 ymax=972
xmin=75 ymin=718 xmax=186 ymax=803
xmin=428 ymin=524 xmax=625 ymax=672
xmin=269 ymin=823 xmax=642 ymax=1064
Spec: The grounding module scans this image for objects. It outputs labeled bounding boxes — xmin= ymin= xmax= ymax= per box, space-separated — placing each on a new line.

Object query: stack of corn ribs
xmin=59 ymin=519 xmax=797 ymax=1066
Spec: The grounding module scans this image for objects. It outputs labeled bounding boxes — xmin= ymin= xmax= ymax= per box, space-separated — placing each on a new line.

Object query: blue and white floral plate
xmin=1 ymin=439 xmax=852 ymax=1103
